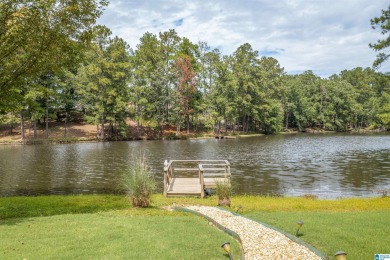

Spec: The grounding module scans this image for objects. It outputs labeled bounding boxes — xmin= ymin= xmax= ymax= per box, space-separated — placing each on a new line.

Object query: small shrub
xmin=122 ymin=156 xmax=156 ymax=208
xmin=215 ymin=179 xmax=232 ymax=207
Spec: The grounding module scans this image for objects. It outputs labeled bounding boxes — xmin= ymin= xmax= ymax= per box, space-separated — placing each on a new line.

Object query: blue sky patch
xmin=174 ymin=18 xmax=184 ymax=26
xmin=260 ymin=48 xmax=285 ymax=56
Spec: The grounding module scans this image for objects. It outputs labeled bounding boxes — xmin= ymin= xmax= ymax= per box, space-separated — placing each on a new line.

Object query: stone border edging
xmin=175 ymin=206 xmax=245 ymax=259
xmin=216 ymin=206 xmax=328 ymax=259
xmin=175 ymin=206 xmax=329 ymax=260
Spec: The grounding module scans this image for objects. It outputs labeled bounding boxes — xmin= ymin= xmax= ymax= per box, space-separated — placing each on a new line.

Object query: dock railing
xmin=163 ymin=160 xmax=231 ymax=197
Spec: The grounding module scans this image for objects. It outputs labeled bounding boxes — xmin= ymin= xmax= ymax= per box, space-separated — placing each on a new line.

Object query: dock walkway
xmin=163 ymin=160 xmax=231 ymax=198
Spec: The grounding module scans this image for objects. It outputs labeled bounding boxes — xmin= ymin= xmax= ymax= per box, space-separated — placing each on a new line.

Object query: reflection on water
xmin=0 ymin=133 xmax=389 ymax=198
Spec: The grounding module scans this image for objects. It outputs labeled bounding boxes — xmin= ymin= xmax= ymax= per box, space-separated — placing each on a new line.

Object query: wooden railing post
xmin=199 ymin=164 xmax=205 ymax=198
xmin=163 ymin=166 xmax=168 ymax=197
xmin=163 ymin=160 xmax=230 ymax=198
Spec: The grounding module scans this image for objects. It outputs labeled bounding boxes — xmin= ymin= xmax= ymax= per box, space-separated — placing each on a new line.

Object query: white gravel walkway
xmin=184 ymin=205 xmax=322 ymax=260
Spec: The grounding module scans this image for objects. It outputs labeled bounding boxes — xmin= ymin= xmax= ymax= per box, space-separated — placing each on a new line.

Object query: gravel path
xmin=184 ymin=205 xmax=322 ymax=260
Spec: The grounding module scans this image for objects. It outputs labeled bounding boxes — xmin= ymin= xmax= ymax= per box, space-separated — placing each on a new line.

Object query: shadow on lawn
xmin=0 ymin=217 xmax=32 ymax=226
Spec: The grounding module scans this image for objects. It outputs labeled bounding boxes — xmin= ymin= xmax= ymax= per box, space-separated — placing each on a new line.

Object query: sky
xmin=97 ymin=0 xmax=390 ymax=78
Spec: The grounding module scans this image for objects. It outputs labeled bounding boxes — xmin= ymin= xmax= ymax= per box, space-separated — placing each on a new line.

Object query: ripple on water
xmin=0 ymin=133 xmax=389 ymax=198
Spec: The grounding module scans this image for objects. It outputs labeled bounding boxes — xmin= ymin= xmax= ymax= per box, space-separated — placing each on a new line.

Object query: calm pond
xmin=0 ymin=133 xmax=389 ymax=198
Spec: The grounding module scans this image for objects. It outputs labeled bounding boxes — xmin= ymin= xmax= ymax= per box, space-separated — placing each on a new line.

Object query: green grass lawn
xmin=0 ymin=195 xmax=129 ymax=219
xmin=227 ymin=196 xmax=390 ymax=259
xmin=1 ymin=211 xmax=241 ymax=259
xmin=1 ymin=194 xmax=390 ymax=259
xmin=244 ymin=211 xmax=390 ymax=260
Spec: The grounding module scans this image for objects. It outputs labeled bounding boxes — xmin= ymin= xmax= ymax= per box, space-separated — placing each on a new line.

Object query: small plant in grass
xmin=122 ymin=156 xmax=156 ymax=208
xmin=215 ymin=179 xmax=232 ymax=207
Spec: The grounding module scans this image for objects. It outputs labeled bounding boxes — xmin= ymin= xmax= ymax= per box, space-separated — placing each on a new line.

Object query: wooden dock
xmin=163 ymin=160 xmax=231 ymax=198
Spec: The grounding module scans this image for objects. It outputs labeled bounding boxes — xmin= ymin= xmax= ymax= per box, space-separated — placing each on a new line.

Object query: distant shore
xmin=0 ymin=121 xmax=387 ymax=145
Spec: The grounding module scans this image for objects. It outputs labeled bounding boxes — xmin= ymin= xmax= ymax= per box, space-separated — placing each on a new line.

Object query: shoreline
xmin=1 ymin=194 xmax=389 ymax=210
xmin=1 ymin=191 xmax=388 ymax=200
xmin=1 ymin=129 xmax=388 ymax=145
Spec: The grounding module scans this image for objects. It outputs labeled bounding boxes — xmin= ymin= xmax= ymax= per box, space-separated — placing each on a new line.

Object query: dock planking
xmin=163 ymin=160 xmax=231 ymax=198
xmin=167 ymin=178 xmax=202 ymax=196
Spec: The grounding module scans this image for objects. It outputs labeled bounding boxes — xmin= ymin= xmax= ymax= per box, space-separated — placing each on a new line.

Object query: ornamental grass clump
xmin=215 ymin=179 xmax=232 ymax=207
xmin=123 ymin=157 xmax=156 ymax=208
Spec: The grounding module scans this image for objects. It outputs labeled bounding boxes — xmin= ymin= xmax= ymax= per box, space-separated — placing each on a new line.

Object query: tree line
xmin=1 ymin=1 xmax=389 ymax=142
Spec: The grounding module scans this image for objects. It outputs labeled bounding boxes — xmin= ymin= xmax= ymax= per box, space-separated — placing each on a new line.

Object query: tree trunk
xmin=165 ymin=103 xmax=169 ymax=125
xmin=9 ymin=124 xmax=13 ymax=135
xmin=176 ymin=123 xmax=181 ymax=136
xmin=285 ymin=111 xmax=289 ymax=129
xmin=45 ymin=106 xmax=49 ymax=141
xmin=64 ymin=112 xmax=68 ymax=139
xmin=186 ymin=113 xmax=190 ymax=134
xmin=33 ymin=120 xmax=37 ymax=139
xmin=137 ymin=119 xmax=140 ymax=139
xmin=244 ymin=115 xmax=249 ymax=133
xmin=224 ymin=117 xmax=227 ymax=133
xmin=243 ymin=115 xmax=246 ymax=133
xmin=28 ymin=120 xmax=32 ymax=138
xmin=20 ymin=111 xmax=25 ymax=144
xmin=109 ymin=121 xmax=113 ymax=140
xmin=156 ymin=120 xmax=160 ymax=139
xmin=114 ymin=120 xmax=118 ymax=141
xmin=101 ymin=112 xmax=105 ymax=141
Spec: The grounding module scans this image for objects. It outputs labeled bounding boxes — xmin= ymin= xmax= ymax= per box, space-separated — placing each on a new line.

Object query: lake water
xmin=0 ymin=133 xmax=389 ymax=198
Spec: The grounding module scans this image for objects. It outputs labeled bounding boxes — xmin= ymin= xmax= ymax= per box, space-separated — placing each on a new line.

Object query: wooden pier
xmin=163 ymin=160 xmax=231 ymax=198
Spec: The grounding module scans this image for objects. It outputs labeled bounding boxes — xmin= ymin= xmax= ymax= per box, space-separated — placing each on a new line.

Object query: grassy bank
xmin=1 ymin=195 xmax=390 ymax=259
xmin=245 ymin=211 xmax=390 ymax=259
xmin=0 ymin=195 xmax=129 ymax=219
xmin=230 ymin=196 xmax=390 ymax=259
xmin=1 ymin=213 xmax=241 ymax=259
xmin=0 ymin=195 xmax=241 ymax=259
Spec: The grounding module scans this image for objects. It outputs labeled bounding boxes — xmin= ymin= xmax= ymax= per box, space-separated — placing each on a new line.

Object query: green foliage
xmin=282 ymin=68 xmax=390 ymax=131
xmin=0 ymin=0 xmax=108 ymax=112
xmin=122 ymin=157 xmax=156 ymax=208
xmin=370 ymin=5 xmax=390 ymax=68
xmin=75 ymin=29 xmax=131 ymax=140
xmin=0 ymin=113 xmax=19 ymax=126
xmin=131 ymin=30 xmax=179 ymax=132
xmin=215 ymin=179 xmax=232 ymax=199
xmin=2 ymin=8 xmax=390 ymax=139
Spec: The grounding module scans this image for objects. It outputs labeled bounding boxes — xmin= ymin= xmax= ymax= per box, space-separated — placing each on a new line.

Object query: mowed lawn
xmin=1 ymin=194 xmax=390 ymax=259
xmin=228 ymin=196 xmax=390 ymax=259
xmin=1 ymin=212 xmax=241 ymax=259
xmin=244 ymin=211 xmax=390 ymax=260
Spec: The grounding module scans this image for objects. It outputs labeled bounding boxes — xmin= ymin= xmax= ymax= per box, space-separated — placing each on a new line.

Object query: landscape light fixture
xmin=296 ymin=220 xmax=304 ymax=236
xmin=221 ymin=242 xmax=233 ymax=260
xmin=334 ymin=251 xmax=347 ymax=260
xmin=236 ymin=204 xmax=242 ymax=213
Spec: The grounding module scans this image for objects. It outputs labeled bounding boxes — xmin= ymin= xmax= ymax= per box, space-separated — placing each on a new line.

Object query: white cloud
xmin=98 ymin=0 xmax=390 ymax=77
